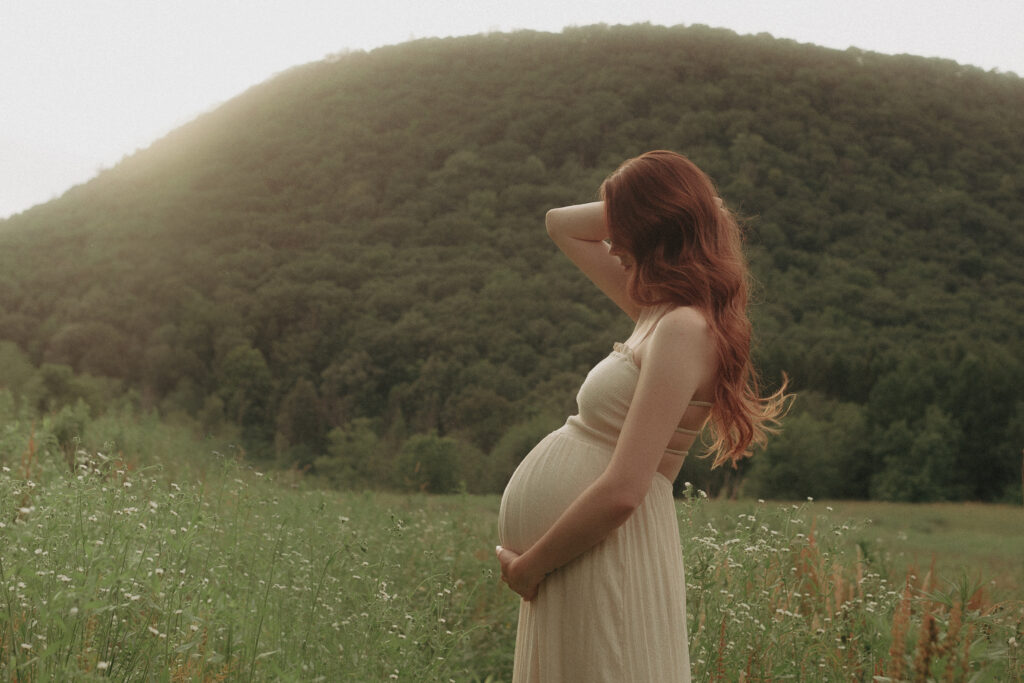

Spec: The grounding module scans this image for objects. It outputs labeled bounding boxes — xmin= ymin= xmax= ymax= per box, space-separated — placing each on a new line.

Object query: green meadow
xmin=1 ymin=419 xmax=1021 ymax=681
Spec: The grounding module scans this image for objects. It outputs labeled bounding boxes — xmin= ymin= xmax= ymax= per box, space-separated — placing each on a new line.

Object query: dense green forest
xmin=1 ymin=24 xmax=1022 ymax=502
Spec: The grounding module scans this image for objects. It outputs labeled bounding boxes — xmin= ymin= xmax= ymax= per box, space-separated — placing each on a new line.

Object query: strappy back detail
xmin=669 ymin=407 xmax=710 ymax=456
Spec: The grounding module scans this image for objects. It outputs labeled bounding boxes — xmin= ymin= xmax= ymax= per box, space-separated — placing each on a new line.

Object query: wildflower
xmin=149 ymin=501 xmax=158 ymax=511
xmin=148 ymin=626 xmax=160 ymax=636
xmin=97 ymin=662 xmax=110 ymax=670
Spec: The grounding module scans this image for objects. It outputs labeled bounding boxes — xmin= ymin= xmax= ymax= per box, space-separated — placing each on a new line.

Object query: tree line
xmin=1 ymin=24 xmax=1021 ymax=501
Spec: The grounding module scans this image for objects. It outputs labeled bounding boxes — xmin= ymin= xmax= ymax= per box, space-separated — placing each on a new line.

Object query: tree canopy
xmin=1 ymin=24 xmax=1022 ymax=501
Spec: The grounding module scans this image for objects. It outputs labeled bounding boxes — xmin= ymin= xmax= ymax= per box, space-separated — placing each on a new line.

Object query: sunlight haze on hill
xmin=1 ymin=0 xmax=1022 ymax=219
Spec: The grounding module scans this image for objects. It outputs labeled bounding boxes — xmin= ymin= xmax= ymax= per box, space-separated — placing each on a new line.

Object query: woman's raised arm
xmin=546 ymin=202 xmax=640 ymax=320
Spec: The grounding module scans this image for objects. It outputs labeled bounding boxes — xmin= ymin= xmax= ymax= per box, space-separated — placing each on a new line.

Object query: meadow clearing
xmin=0 ymin=422 xmax=1021 ymax=681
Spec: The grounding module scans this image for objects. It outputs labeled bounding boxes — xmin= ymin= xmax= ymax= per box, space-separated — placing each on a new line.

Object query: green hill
xmin=1 ymin=24 xmax=1022 ymax=501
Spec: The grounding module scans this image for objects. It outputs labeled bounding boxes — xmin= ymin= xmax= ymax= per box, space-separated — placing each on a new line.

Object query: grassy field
xmin=686 ymin=498 xmax=1024 ymax=601
xmin=1 ymin=426 xmax=1021 ymax=680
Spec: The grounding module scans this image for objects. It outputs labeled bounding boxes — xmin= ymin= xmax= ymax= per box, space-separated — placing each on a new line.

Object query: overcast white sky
xmin=2 ymin=0 xmax=1021 ymax=219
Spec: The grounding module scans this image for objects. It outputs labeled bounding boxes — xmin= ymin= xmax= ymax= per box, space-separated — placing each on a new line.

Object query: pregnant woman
xmin=496 ymin=150 xmax=789 ymax=682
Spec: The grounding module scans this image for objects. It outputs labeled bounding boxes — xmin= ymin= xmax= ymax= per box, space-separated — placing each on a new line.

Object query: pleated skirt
xmin=498 ymin=426 xmax=691 ymax=682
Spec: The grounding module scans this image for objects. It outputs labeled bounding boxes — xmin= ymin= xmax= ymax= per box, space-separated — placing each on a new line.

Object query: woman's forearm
xmin=510 ymin=473 xmax=638 ymax=586
xmin=545 ymin=201 xmax=608 ymax=244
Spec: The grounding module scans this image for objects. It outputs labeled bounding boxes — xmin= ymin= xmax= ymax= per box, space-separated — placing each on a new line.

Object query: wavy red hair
xmin=600 ymin=150 xmax=789 ymax=468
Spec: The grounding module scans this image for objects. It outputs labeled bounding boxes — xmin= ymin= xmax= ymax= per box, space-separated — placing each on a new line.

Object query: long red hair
xmin=600 ymin=150 xmax=789 ymax=468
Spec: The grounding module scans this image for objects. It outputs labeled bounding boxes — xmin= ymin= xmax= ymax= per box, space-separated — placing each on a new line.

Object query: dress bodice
xmin=563 ymin=343 xmax=641 ymax=449
xmin=565 ymin=336 xmax=711 ymax=455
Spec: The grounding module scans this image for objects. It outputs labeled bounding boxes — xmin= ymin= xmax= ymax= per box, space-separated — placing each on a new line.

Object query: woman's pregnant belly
xmin=498 ymin=428 xmax=612 ymax=553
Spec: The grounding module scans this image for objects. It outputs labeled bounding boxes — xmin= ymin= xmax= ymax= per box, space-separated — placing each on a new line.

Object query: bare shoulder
xmin=653 ymin=306 xmax=712 ymax=343
xmin=638 ymin=306 xmax=717 ymax=386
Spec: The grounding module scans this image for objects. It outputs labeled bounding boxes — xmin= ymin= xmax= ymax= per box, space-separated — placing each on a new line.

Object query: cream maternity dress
xmin=498 ymin=310 xmax=695 ymax=682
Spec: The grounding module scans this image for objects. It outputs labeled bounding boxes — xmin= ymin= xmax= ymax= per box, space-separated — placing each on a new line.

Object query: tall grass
xmin=678 ymin=487 xmax=1023 ymax=680
xmin=0 ymin=418 xmax=1021 ymax=680
xmin=0 ymin=424 xmax=501 ymax=681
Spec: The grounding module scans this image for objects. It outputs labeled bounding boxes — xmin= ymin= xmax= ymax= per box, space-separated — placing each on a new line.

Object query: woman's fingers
xmin=496 ymin=545 xmax=539 ymax=599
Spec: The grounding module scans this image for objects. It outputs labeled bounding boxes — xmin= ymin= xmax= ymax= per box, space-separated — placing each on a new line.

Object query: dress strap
xmin=632 ymin=304 xmax=669 ymax=347
xmin=688 ymin=400 xmax=713 ymax=408
xmin=664 ymin=446 xmax=689 ymax=456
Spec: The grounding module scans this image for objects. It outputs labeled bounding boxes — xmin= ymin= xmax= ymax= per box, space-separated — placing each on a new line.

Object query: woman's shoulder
xmin=652 ymin=305 xmax=710 ymax=338
xmin=638 ymin=305 xmax=717 ymax=379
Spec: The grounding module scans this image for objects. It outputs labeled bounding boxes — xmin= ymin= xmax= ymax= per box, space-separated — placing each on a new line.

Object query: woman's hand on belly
xmin=496 ymin=545 xmax=543 ymax=601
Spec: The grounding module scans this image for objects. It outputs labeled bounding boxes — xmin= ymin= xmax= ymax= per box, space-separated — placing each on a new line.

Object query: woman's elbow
xmin=544 ymin=208 xmax=558 ymax=236
xmin=602 ymin=483 xmax=643 ymax=522
xmin=545 ymin=207 xmax=568 ymax=239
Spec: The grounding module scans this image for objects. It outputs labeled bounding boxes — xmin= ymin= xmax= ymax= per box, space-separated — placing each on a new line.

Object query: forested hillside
xmin=1 ymin=24 xmax=1022 ymax=501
